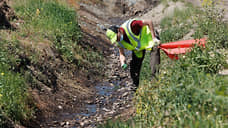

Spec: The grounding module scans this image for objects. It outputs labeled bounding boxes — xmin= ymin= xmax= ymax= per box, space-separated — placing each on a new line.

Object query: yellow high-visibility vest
xmin=117 ymin=19 xmax=155 ymax=58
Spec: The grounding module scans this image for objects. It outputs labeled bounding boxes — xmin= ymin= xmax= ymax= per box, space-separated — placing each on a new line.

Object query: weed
xmin=13 ymin=0 xmax=104 ymax=68
xmin=0 ymin=39 xmax=32 ymax=126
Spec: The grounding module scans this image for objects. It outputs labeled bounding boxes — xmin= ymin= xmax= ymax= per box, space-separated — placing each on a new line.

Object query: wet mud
xmin=47 ymin=46 xmax=135 ymax=127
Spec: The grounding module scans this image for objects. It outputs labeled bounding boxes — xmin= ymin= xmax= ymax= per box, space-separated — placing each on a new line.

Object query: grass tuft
xmin=0 ymin=39 xmax=32 ymax=126
xmin=14 ymin=0 xmax=81 ymax=62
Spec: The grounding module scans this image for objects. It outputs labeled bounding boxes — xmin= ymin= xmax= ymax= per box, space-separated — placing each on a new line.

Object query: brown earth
xmin=0 ymin=0 xmax=16 ymax=29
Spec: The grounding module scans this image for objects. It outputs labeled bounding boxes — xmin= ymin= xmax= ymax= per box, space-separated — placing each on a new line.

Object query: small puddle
xmin=86 ymin=104 xmax=97 ymax=114
xmin=75 ymin=80 xmax=121 ymax=118
xmin=74 ymin=104 xmax=97 ymax=119
xmin=95 ymin=84 xmax=114 ymax=96
xmin=95 ymin=81 xmax=121 ymax=96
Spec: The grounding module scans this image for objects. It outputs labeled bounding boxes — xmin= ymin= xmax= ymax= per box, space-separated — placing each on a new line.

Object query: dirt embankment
xmin=0 ymin=0 xmax=16 ymax=29
xmin=1 ymin=0 xmax=107 ymax=127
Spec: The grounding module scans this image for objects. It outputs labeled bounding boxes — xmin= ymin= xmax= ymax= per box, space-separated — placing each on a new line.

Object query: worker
xmin=106 ymin=19 xmax=161 ymax=89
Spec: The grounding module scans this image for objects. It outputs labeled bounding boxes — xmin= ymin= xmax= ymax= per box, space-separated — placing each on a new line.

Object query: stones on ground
xmin=58 ymin=105 xmax=63 ymax=109
xmin=219 ymin=69 xmax=228 ymax=75
xmin=72 ymin=46 xmax=134 ymax=128
xmin=122 ymin=92 xmax=128 ymax=97
xmin=80 ymin=119 xmax=92 ymax=127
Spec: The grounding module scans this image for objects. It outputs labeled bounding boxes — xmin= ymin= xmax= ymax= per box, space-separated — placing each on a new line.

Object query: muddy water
xmin=69 ymin=46 xmax=135 ymax=127
xmin=55 ymin=41 xmax=134 ymax=128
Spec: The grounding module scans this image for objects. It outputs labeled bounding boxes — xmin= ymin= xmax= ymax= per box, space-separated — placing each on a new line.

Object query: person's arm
xmin=119 ymin=47 xmax=125 ymax=67
xmin=142 ymin=20 xmax=160 ymax=45
xmin=142 ymin=20 xmax=156 ymax=39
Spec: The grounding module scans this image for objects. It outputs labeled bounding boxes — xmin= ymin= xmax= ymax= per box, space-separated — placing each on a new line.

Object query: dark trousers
xmin=130 ymin=47 xmax=160 ymax=87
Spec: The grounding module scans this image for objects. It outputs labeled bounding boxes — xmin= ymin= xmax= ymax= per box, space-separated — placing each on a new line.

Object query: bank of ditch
xmin=0 ymin=0 xmax=107 ymax=127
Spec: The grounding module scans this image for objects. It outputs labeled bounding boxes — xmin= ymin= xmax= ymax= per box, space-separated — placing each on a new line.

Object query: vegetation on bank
xmin=14 ymin=0 xmax=81 ymax=63
xmin=0 ymin=0 xmax=103 ymax=126
xmin=0 ymin=39 xmax=33 ymax=127
xmin=101 ymin=0 xmax=228 ymax=127
xmin=13 ymin=0 xmax=103 ymax=67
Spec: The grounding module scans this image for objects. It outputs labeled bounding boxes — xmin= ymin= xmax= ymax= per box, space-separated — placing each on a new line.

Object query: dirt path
xmin=71 ymin=48 xmax=136 ymax=127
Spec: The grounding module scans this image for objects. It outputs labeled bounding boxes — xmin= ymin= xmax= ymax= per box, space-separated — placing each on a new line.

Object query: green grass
xmin=13 ymin=0 xmax=81 ymax=63
xmin=160 ymin=7 xmax=195 ymax=43
xmin=0 ymin=39 xmax=32 ymax=126
xmin=12 ymin=0 xmax=104 ymax=69
xmin=136 ymin=57 xmax=228 ymax=127
xmin=161 ymin=0 xmax=185 ymax=6
xmin=224 ymin=64 xmax=228 ymax=69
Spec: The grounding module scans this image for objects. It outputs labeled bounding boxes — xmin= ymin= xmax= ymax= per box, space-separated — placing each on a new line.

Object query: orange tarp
xmin=159 ymin=38 xmax=206 ymax=60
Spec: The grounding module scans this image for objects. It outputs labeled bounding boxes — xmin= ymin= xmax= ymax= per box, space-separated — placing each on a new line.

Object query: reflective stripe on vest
xmin=117 ymin=19 xmax=155 ymax=58
xmin=126 ymin=20 xmax=142 ymax=51
xmin=121 ymin=19 xmax=155 ymax=51
xmin=117 ymin=41 xmax=125 ymax=49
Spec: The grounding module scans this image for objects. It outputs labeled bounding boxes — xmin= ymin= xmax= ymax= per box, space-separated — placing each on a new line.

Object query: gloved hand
xmin=121 ymin=63 xmax=128 ymax=70
xmin=153 ymin=38 xmax=161 ymax=46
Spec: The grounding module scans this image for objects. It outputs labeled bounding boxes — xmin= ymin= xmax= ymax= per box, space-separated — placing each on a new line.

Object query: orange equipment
xmin=159 ymin=38 xmax=207 ymax=60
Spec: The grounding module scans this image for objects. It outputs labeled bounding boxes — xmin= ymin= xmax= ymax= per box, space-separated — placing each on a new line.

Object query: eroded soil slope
xmin=0 ymin=0 xmax=16 ymax=29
